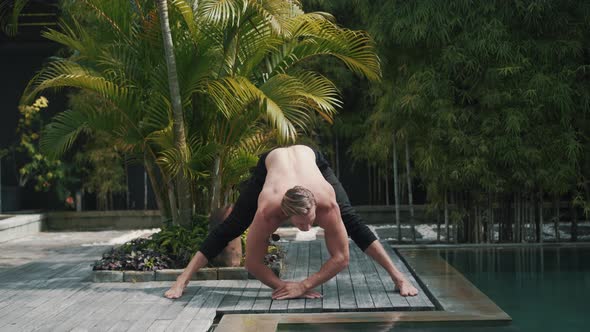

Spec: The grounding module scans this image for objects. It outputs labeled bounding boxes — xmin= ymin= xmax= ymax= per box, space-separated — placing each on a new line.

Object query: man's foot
xmin=164 ymin=278 xmax=189 ymax=299
xmin=395 ymin=280 xmax=418 ymax=297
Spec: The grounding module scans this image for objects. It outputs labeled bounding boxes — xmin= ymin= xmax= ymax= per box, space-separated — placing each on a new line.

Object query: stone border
xmin=92 ymin=263 xmax=281 ymax=283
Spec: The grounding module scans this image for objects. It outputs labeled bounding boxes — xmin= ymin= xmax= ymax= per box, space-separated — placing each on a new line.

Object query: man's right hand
xmin=272 ymin=281 xmax=322 ymax=300
xmin=164 ymin=277 xmax=189 ymax=299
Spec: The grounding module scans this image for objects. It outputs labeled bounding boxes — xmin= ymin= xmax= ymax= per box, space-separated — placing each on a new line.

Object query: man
xmin=164 ymin=145 xmax=418 ymax=300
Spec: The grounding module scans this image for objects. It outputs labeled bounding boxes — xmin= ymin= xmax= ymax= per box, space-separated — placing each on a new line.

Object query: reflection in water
xmin=278 ymin=321 xmax=518 ymax=332
xmin=440 ymin=247 xmax=589 ymax=332
xmin=277 ymin=247 xmax=589 ymax=332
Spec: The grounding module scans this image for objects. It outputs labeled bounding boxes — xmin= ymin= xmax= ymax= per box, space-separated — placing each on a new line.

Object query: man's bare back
xmin=258 ymin=145 xmax=336 ymax=227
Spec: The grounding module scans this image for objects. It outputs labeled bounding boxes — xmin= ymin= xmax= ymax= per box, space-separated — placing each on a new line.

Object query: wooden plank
xmin=11 ymin=282 xmax=105 ymax=331
xmin=64 ymin=284 xmax=153 ymax=331
xmin=216 ymin=279 xmax=246 ymax=313
xmin=91 ymin=283 xmax=163 ymax=332
xmin=335 ymin=244 xmax=357 ymax=312
xmin=156 ymin=283 xmax=202 ymax=320
xmin=165 ymin=280 xmax=219 ymax=331
xmin=348 ymin=244 xmax=376 ymax=311
xmin=250 ymin=284 xmax=272 ymax=313
xmin=126 ymin=284 xmax=181 ymax=332
xmin=352 ymin=245 xmax=393 ymax=310
xmin=187 ymin=280 xmax=231 ymax=331
xmin=0 ymin=278 xmax=82 ymax=326
xmin=107 ymin=320 xmax=133 ymax=332
xmin=269 ymin=241 xmax=296 ymax=312
xmin=370 ymin=245 xmax=410 ymax=309
xmin=0 ymin=280 xmax=60 ymax=321
xmin=34 ymin=283 xmax=109 ymax=332
xmin=0 ymin=278 xmax=51 ymax=312
xmin=184 ymin=319 xmax=214 ymax=332
xmin=304 ymin=241 xmax=323 ymax=312
xmin=320 ymin=240 xmax=339 ymax=312
xmin=68 ymin=283 xmax=151 ymax=332
xmin=76 ymin=284 xmax=143 ymax=331
xmin=232 ymin=279 xmax=262 ymax=313
xmin=287 ymin=241 xmax=310 ymax=313
xmin=147 ymin=319 xmax=173 ymax=332
xmin=382 ymin=243 xmax=433 ymax=309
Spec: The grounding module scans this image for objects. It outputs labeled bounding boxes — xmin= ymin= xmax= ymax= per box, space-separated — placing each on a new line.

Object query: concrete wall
xmin=0 ymin=214 xmax=44 ymax=243
xmin=43 ymin=210 xmax=163 ymax=231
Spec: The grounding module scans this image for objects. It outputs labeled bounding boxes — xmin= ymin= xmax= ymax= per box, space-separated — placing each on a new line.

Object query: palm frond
xmin=39 ymin=109 xmax=89 ymax=158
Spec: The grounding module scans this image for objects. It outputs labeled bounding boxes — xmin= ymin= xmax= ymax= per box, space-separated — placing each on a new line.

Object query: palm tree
xmin=22 ymin=0 xmax=380 ymax=221
xmin=156 ymin=0 xmax=191 ymax=227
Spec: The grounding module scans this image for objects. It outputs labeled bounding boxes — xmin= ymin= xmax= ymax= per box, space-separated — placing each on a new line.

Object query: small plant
xmin=93 ymin=214 xmax=285 ymax=271
xmin=15 ymin=97 xmax=71 ymax=196
xmin=93 ymin=238 xmax=173 ymax=271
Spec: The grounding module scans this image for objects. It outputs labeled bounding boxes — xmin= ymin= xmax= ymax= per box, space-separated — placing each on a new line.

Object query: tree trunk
xmin=539 ymin=190 xmax=544 ymax=244
xmin=335 ymin=135 xmax=340 ymax=178
xmin=157 ymin=0 xmax=192 ymax=227
xmin=404 ymin=138 xmax=416 ymax=243
xmin=143 ymin=149 xmax=170 ymax=221
xmin=571 ymin=204 xmax=578 ymax=242
xmin=553 ymin=196 xmax=561 ymax=242
xmin=144 ymin=169 xmax=148 ymax=210
xmin=531 ymin=195 xmax=536 ymax=242
xmin=392 ymin=133 xmax=401 ymax=242
xmin=385 ymin=162 xmax=390 ymax=206
xmin=436 ymin=207 xmax=441 ymax=243
xmin=167 ymin=181 xmax=178 ymax=225
xmin=210 ymin=154 xmax=222 ymax=212
xmin=512 ymin=193 xmax=520 ymax=242
xmin=444 ymin=190 xmax=449 ymax=243
xmin=375 ymin=165 xmax=383 ymax=205
xmin=367 ymin=162 xmax=372 ymax=204
xmin=124 ymin=155 xmax=130 ymax=209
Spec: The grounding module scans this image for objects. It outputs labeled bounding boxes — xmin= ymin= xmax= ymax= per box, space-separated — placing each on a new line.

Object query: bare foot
xmin=164 ymin=278 xmax=189 ymax=299
xmin=395 ymin=280 xmax=418 ymax=296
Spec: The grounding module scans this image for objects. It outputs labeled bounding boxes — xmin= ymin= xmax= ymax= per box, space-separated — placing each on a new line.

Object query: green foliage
xmin=24 ymin=0 xmax=381 ymax=218
xmin=9 ymin=96 xmax=77 ymax=204
xmin=68 ymin=90 xmax=127 ymax=210
xmin=140 ymin=214 xmax=209 ymax=268
xmin=310 ymin=0 xmax=590 ymax=208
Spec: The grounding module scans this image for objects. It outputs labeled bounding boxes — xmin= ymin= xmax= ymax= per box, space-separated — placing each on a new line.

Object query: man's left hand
xmin=272 ymin=281 xmax=322 ymax=300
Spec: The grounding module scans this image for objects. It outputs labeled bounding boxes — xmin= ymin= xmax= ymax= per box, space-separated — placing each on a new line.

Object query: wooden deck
xmin=0 ymin=240 xmax=434 ymax=331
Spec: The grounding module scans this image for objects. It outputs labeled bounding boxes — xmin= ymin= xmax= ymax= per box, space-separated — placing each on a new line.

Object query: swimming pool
xmin=216 ymin=244 xmax=588 ymax=332
xmin=438 ymin=246 xmax=589 ymax=332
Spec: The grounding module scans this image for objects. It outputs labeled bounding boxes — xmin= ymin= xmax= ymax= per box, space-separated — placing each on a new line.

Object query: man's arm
xmin=272 ymin=204 xmax=349 ymax=300
xmin=244 ymin=209 xmax=284 ymax=289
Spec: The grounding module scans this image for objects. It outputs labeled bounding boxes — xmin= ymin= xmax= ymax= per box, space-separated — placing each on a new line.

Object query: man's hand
xmin=395 ymin=280 xmax=418 ymax=297
xmin=272 ymin=281 xmax=322 ymax=300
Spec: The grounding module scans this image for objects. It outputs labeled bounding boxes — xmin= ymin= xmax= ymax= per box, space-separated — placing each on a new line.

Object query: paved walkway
xmin=0 ymin=232 xmax=433 ymax=331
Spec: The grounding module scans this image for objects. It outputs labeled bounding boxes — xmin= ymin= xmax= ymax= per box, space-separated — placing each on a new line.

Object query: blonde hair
xmin=281 ymin=186 xmax=316 ymax=217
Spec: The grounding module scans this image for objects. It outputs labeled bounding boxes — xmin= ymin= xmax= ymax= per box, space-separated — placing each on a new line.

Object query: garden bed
xmin=90 ymin=223 xmax=285 ymax=283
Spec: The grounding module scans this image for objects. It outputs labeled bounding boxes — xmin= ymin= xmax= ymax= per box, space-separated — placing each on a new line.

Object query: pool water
xmin=440 ymin=246 xmax=590 ymax=332
xmin=277 ymin=246 xmax=589 ymax=332
xmin=278 ymin=322 xmax=518 ymax=331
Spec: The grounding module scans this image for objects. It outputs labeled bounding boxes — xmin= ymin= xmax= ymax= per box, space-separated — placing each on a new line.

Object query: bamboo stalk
xmin=392 ymin=133 xmax=401 ymax=242
xmin=405 ymin=138 xmax=416 ymax=243
xmin=444 ymin=190 xmax=449 ymax=243
xmin=539 ymin=190 xmax=544 ymax=244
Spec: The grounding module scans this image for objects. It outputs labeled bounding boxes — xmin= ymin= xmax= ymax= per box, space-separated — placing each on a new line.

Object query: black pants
xmin=199 ymin=148 xmax=378 ymax=261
